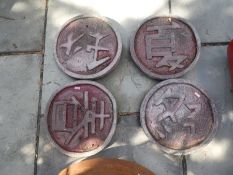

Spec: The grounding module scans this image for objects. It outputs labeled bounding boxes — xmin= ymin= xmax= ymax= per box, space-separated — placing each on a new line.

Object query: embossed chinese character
xmin=60 ymin=33 xmax=84 ymax=56
xmin=145 ymin=21 xmax=187 ymax=71
xmin=141 ymin=80 xmax=217 ymax=153
xmin=46 ymin=82 xmax=117 ymax=156
xmin=55 ymin=16 xmax=122 ymax=79
xmin=60 ymin=32 xmax=110 ymax=71
xmin=153 ymin=88 xmax=201 ymax=139
xmin=51 ymin=91 xmax=110 ymax=146
xmin=131 ymin=17 xmax=200 ymax=79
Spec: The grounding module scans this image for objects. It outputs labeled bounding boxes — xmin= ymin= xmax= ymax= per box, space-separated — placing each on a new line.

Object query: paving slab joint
xmin=41 ymin=0 xmax=49 ymax=54
xmin=201 ymin=42 xmax=229 ymax=47
xmin=118 ymin=112 xmax=139 ymax=117
xmin=33 ymin=55 xmax=45 ymax=175
xmin=182 ymin=155 xmax=187 ymax=175
xmin=0 ymin=50 xmax=42 ymax=56
xmin=33 ymin=0 xmax=49 ymax=174
xmin=169 ymin=0 xmax=172 ymax=15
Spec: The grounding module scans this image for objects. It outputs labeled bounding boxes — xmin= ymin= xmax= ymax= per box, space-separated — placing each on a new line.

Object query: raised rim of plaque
xmin=130 ymin=16 xmax=201 ymax=80
xmin=45 ymin=80 xmax=117 ymax=157
xmin=54 ymin=15 xmax=122 ymax=79
xmin=140 ymin=79 xmax=219 ymax=155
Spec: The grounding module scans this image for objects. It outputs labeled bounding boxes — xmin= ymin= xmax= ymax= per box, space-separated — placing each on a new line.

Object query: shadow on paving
xmin=37 ymin=115 xmax=182 ymax=175
xmin=171 ymin=0 xmax=233 ymax=43
xmin=0 ymin=0 xmax=45 ymax=52
xmin=35 ymin=0 xmax=233 ymax=175
xmin=169 ymin=1 xmax=233 ymax=175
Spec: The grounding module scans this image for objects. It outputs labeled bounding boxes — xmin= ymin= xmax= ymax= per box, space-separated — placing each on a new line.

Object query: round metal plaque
xmin=140 ymin=79 xmax=218 ymax=155
xmin=54 ymin=16 xmax=122 ymax=79
xmin=45 ymin=81 xmax=117 ymax=157
xmin=58 ymin=158 xmax=155 ymax=175
xmin=130 ymin=16 xmax=200 ymax=79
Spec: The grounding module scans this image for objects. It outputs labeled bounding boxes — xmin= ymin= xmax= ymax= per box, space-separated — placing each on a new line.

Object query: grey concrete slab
xmin=0 ymin=54 xmax=41 ymax=175
xmin=97 ymin=51 xmax=156 ymax=113
xmin=171 ymin=0 xmax=233 ymax=42
xmin=92 ymin=116 xmax=182 ymax=175
xmin=184 ymin=46 xmax=228 ymax=109
xmin=41 ymin=0 xmax=169 ymax=114
xmin=37 ymin=117 xmax=77 ymax=175
xmin=38 ymin=1 xmax=180 ymax=174
xmin=182 ymin=46 xmax=233 ymax=175
xmin=37 ymin=115 xmax=183 ymax=175
xmin=0 ymin=0 xmax=45 ymax=52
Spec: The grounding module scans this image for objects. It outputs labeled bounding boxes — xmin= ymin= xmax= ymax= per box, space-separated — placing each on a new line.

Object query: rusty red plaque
xmin=54 ymin=16 xmax=122 ymax=79
xmin=45 ymin=81 xmax=117 ymax=157
xmin=130 ymin=16 xmax=200 ymax=79
xmin=140 ymin=79 xmax=218 ymax=155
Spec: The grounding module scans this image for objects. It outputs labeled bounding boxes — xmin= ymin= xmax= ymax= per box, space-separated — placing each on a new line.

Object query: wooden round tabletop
xmin=58 ymin=158 xmax=155 ymax=175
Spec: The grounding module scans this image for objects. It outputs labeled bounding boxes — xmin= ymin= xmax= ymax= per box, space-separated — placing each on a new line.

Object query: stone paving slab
xmin=183 ymin=46 xmax=227 ymax=109
xmin=0 ymin=54 xmax=41 ymax=175
xmin=0 ymin=0 xmax=45 ymax=52
xmin=39 ymin=1 xmax=233 ymax=175
xmin=171 ymin=0 xmax=233 ymax=43
xmin=41 ymin=0 xmax=169 ymax=114
xmin=183 ymin=46 xmax=233 ymax=175
xmin=37 ymin=115 xmax=182 ymax=175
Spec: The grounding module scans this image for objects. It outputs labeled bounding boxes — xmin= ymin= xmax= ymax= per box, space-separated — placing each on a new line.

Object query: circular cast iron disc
xmin=45 ymin=81 xmax=117 ymax=157
xmin=130 ymin=16 xmax=200 ymax=80
xmin=54 ymin=15 xmax=122 ymax=79
xmin=140 ymin=79 xmax=218 ymax=155
xmin=58 ymin=158 xmax=155 ymax=175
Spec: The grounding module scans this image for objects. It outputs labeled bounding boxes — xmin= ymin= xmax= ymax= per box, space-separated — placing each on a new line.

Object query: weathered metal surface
xmin=54 ymin=16 xmax=122 ymax=79
xmin=140 ymin=79 xmax=218 ymax=155
xmin=58 ymin=158 xmax=155 ymax=175
xmin=130 ymin=16 xmax=200 ymax=79
xmin=45 ymin=81 xmax=117 ymax=157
